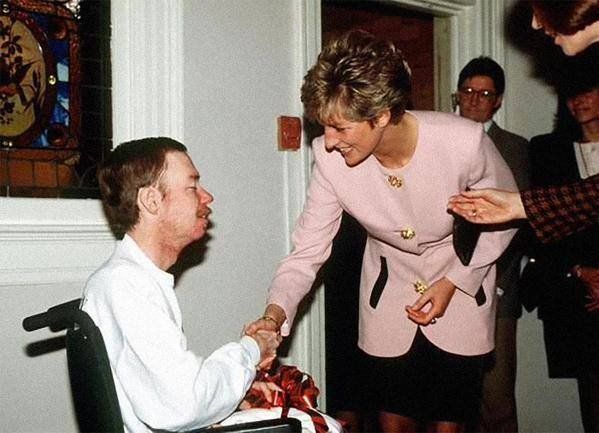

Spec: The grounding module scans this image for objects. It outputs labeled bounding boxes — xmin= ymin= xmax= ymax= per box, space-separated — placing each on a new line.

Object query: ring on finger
xmin=430 ymin=318 xmax=437 ymax=324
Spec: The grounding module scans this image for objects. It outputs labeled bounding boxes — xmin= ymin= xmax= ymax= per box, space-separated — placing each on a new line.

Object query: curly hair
xmin=97 ymin=137 xmax=187 ymax=234
xmin=301 ymin=30 xmax=411 ymax=125
xmin=531 ymin=0 xmax=599 ymax=35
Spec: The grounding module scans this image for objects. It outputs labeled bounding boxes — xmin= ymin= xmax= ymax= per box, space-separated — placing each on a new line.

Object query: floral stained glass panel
xmin=0 ymin=0 xmax=110 ymax=198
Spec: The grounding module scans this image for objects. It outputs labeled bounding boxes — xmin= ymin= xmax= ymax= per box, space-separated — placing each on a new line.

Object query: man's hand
xmin=405 ymin=277 xmax=456 ymax=325
xmin=447 ymin=188 xmax=526 ymax=224
xmin=574 ymin=265 xmax=599 ymax=312
xmin=238 ymin=381 xmax=282 ymax=410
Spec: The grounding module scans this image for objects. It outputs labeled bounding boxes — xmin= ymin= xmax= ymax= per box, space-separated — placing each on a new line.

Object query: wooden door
xmin=322 ymin=1 xmax=435 ymax=110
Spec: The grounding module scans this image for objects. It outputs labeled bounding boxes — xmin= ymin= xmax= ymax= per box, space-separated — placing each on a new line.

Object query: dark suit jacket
xmin=530 ymin=132 xmax=581 ymax=186
xmin=525 ymin=132 xmax=599 ymax=377
xmin=526 ymin=133 xmax=599 ymax=317
xmin=488 ymin=122 xmax=530 ymax=191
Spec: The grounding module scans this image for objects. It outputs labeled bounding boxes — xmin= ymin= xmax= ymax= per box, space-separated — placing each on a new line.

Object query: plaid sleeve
xmin=522 ymin=174 xmax=599 ymax=243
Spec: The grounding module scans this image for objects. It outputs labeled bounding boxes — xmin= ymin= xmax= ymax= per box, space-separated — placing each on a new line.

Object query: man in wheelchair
xmin=81 ymin=137 xmax=282 ymax=433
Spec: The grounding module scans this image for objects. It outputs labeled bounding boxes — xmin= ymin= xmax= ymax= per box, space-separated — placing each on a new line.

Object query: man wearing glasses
xmin=454 ymin=56 xmax=530 ymax=433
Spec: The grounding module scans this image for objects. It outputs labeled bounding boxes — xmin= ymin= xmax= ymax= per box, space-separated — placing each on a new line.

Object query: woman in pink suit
xmin=246 ymin=31 xmax=517 ymax=433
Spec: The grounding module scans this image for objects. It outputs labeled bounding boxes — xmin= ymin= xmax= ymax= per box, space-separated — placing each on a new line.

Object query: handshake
xmin=244 ymin=304 xmax=286 ymax=370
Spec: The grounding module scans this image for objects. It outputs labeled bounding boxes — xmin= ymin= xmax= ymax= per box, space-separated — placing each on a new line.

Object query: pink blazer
xmin=268 ymin=111 xmax=518 ymax=357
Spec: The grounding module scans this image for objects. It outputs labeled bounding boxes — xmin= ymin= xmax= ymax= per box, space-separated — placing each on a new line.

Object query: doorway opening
xmin=322 ymin=1 xmax=436 ymax=110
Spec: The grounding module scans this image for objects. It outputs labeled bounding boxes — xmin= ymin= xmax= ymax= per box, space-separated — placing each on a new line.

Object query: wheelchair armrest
xmin=189 ymin=418 xmax=301 ymax=433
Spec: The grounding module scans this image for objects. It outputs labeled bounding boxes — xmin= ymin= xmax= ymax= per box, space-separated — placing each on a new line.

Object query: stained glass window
xmin=0 ymin=0 xmax=111 ymax=198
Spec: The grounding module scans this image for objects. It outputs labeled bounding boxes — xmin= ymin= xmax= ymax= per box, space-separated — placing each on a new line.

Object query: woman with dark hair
xmin=448 ymin=0 xmax=599 ymax=239
xmin=530 ymin=0 xmax=599 ymax=55
xmin=525 ymin=69 xmax=599 ymax=432
xmin=246 ymin=30 xmax=517 ymax=433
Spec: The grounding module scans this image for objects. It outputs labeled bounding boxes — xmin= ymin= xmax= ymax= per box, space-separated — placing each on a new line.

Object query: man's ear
xmin=137 ymin=186 xmax=162 ymax=215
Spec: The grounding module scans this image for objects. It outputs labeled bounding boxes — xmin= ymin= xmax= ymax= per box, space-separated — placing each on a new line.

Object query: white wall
xmin=178 ymin=0 xmax=306 ymax=355
xmin=1 ymin=282 xmax=83 ymax=433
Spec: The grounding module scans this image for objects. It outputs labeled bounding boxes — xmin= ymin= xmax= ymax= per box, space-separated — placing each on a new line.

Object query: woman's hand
xmin=447 ymin=188 xmax=526 ymax=224
xmin=574 ymin=265 xmax=599 ymax=312
xmin=244 ymin=304 xmax=286 ymax=336
xmin=244 ymin=304 xmax=286 ymax=369
xmin=405 ymin=277 xmax=456 ymax=325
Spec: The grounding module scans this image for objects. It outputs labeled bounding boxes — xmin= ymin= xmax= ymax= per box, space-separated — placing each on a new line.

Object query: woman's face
xmin=567 ymin=88 xmax=599 ymax=126
xmin=322 ymin=114 xmax=385 ymax=167
xmin=532 ymin=13 xmax=599 ymax=56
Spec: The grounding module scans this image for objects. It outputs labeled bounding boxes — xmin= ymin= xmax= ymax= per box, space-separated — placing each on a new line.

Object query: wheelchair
xmin=23 ymin=299 xmax=301 ymax=433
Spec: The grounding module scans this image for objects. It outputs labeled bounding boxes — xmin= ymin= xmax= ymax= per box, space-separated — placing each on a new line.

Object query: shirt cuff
xmin=239 ymin=335 xmax=261 ymax=366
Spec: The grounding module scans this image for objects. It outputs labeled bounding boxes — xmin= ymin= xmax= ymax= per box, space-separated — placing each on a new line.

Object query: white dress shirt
xmin=82 ymin=234 xmax=260 ymax=433
xmin=574 ymin=140 xmax=599 ymax=179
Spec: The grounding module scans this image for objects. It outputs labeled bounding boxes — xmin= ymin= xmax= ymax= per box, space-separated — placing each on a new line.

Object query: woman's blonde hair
xmin=301 ymin=30 xmax=411 ymax=125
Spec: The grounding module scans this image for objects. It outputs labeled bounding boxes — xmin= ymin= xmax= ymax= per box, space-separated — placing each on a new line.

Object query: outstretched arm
xmin=520 ymin=176 xmax=599 ymax=243
xmin=448 ymin=176 xmax=599 ymax=242
xmin=447 ymin=188 xmax=526 ymax=224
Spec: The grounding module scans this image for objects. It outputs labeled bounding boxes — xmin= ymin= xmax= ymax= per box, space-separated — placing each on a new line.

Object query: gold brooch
xmin=413 ymin=280 xmax=428 ymax=295
xmin=387 ymin=175 xmax=403 ymax=188
xmin=400 ymin=228 xmax=415 ymax=240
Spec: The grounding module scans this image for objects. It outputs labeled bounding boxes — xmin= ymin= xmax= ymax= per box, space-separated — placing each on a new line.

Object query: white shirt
xmin=82 ymin=235 xmax=260 ymax=433
xmin=574 ymin=140 xmax=599 ymax=179
xmin=483 ymin=119 xmax=493 ymax=133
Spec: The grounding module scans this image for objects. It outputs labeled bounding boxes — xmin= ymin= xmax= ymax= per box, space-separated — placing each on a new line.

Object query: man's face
xmin=158 ymin=151 xmax=213 ymax=250
xmin=457 ymin=75 xmax=502 ymax=123
xmin=567 ymin=87 xmax=599 ymax=126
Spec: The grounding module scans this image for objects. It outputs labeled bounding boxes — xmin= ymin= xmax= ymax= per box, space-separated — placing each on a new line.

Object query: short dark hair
xmin=457 ymin=56 xmax=505 ymax=95
xmin=97 ymin=137 xmax=187 ymax=234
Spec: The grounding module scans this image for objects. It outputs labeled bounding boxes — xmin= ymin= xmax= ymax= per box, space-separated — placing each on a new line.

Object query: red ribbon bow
xmin=244 ymin=365 xmax=329 ymax=433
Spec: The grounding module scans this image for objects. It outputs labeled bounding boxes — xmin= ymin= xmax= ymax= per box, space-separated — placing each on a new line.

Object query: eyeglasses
xmin=458 ymin=87 xmax=498 ymax=101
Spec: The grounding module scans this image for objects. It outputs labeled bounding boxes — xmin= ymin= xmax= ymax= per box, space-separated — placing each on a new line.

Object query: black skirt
xmin=360 ymin=328 xmax=490 ymax=424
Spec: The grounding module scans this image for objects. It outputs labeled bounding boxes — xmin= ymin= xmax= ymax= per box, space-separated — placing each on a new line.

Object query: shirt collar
xmin=119 ymin=234 xmax=175 ymax=288
xmin=483 ymin=120 xmax=493 ymax=133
